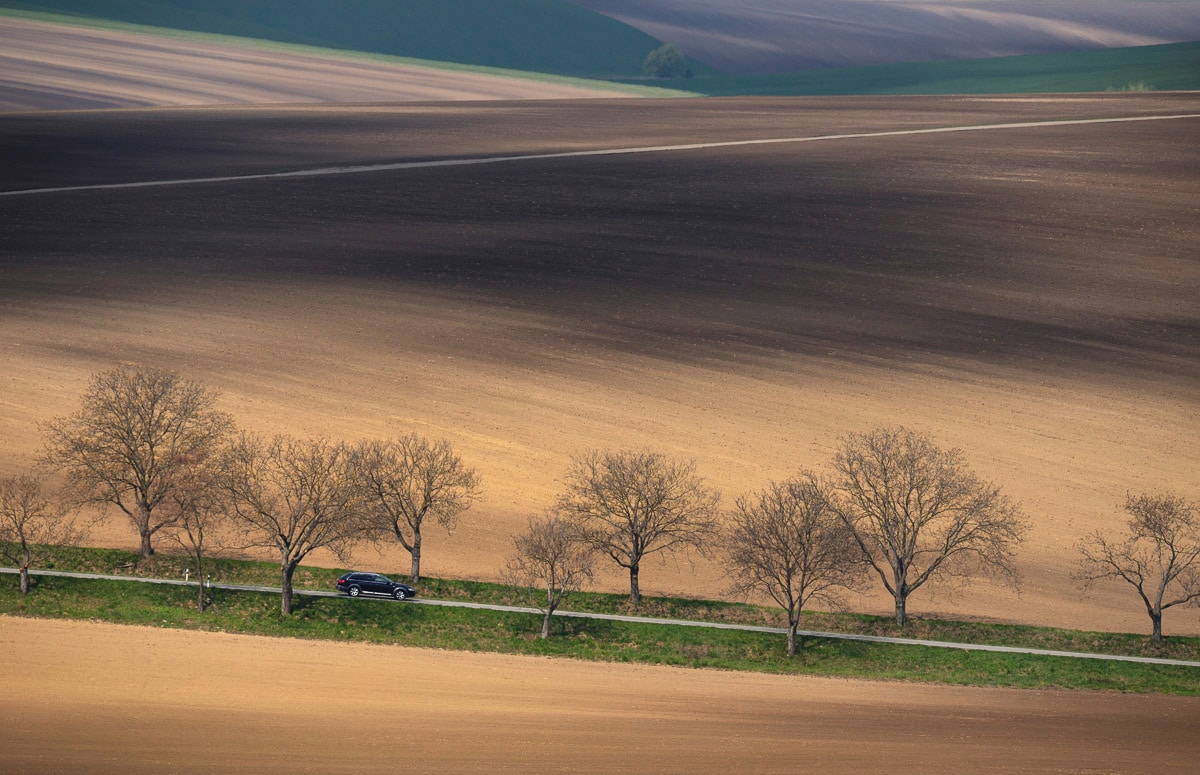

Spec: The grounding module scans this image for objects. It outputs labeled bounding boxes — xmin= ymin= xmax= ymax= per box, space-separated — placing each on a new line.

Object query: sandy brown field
xmin=0 ymin=16 xmax=632 ymax=113
xmin=574 ymin=0 xmax=1200 ymax=73
xmin=1 ymin=94 xmax=1198 ymax=636
xmin=3 ymin=616 xmax=1198 ymax=774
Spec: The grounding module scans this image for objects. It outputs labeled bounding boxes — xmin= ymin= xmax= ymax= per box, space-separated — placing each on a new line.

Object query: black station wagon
xmin=335 ymin=572 xmax=416 ymax=600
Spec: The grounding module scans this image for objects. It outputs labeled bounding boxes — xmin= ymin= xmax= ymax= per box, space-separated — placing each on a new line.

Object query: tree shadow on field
xmin=549 ymin=615 xmax=617 ymax=641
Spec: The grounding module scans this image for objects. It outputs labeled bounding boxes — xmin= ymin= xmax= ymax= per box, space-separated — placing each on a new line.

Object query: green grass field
xmin=4 ymin=572 xmax=1197 ymax=694
xmin=1 ymin=0 xmax=692 ymax=79
xmin=682 ymin=41 xmax=1200 ymax=96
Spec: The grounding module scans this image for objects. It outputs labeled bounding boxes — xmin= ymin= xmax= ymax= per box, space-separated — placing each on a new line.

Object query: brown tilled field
xmin=1 ymin=93 xmax=1198 ymax=638
xmin=3 ymin=616 xmax=1199 ymax=774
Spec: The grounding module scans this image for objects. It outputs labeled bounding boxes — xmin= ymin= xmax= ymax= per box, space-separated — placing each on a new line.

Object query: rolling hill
xmin=572 ymin=0 xmax=1200 ymax=75
xmin=685 ymin=40 xmax=1200 ymax=95
xmin=2 ymin=0 xmax=673 ymax=78
xmin=6 ymin=1 xmax=1199 ymax=107
xmin=0 ymin=14 xmax=688 ymax=111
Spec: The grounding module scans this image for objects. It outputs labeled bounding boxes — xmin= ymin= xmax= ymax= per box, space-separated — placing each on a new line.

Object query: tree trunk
xmin=140 ymin=528 xmax=154 ymax=558
xmin=410 ymin=537 xmax=422 ymax=584
xmin=280 ymin=564 xmax=296 ymax=616
xmin=787 ymin=621 xmax=798 ymax=656
xmin=1151 ymin=611 xmax=1163 ymax=643
xmin=19 ymin=566 xmax=30 ymax=595
xmin=629 ymin=565 xmax=641 ymax=605
xmin=894 ymin=593 xmax=908 ymax=627
xmin=195 ymin=555 xmax=206 ymax=613
xmin=541 ymin=610 xmax=552 ymax=639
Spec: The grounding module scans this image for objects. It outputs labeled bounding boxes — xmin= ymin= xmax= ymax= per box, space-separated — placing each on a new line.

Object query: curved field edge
xmin=0 ymin=0 xmax=693 ymax=80
xmin=2 ymin=576 xmax=1196 ymax=694
xmin=0 ymin=8 xmax=698 ymax=98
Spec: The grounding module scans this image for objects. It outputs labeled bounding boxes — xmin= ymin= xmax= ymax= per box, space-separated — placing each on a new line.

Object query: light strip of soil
xmin=2 ymin=616 xmax=1198 ymax=774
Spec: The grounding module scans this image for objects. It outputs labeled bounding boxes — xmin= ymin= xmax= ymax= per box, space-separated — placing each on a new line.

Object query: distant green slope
xmin=1 ymin=0 xmax=670 ymax=78
xmin=8 ymin=1 xmax=1192 ymax=94
xmin=1 ymin=8 xmax=698 ymax=97
xmin=684 ymin=40 xmax=1200 ymax=96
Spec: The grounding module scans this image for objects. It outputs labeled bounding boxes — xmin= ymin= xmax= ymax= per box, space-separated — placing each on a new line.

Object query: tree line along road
xmin=4 ymin=567 xmax=1199 ymax=669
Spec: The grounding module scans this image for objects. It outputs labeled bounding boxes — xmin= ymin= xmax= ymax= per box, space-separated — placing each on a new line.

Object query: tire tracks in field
xmin=5 ymin=567 xmax=1200 ymax=668
xmin=3 ymin=113 xmax=1199 ymax=197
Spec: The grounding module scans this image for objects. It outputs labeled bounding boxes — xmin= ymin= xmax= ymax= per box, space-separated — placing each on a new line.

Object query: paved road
xmin=5 ymin=567 xmax=1199 ymax=668
xmin=3 ymin=113 xmax=1198 ymax=198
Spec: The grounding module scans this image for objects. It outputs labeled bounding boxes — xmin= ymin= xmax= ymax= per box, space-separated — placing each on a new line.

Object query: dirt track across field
xmin=1 ymin=93 xmax=1198 ymax=635
xmin=2 ymin=616 xmax=1198 ymax=774
xmin=0 ymin=16 xmax=634 ymax=112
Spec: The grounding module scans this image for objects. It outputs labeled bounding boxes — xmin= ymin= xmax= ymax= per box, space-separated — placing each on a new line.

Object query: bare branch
xmin=831 ymin=426 xmax=1028 ymax=626
xmin=723 ymin=473 xmax=864 ymax=654
xmin=352 ymin=434 xmax=480 ymax=583
xmin=222 ymin=433 xmax=364 ymax=615
xmin=40 ymin=365 xmax=233 ymax=557
xmin=1075 ymin=492 xmax=1200 ymax=642
xmin=160 ymin=449 xmax=229 ymax=611
xmin=556 ymin=449 xmax=719 ymax=604
xmin=0 ymin=472 xmax=79 ymax=594
xmin=504 ymin=513 xmax=596 ymax=638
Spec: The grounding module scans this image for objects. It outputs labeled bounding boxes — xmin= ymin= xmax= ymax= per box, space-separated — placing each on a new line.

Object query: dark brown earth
xmin=3 ymin=96 xmax=1197 ymax=380
xmin=1 ymin=94 xmax=1198 ymax=634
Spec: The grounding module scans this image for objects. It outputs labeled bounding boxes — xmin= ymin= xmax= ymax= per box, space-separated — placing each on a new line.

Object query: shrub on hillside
xmin=643 ymin=44 xmax=692 ymax=79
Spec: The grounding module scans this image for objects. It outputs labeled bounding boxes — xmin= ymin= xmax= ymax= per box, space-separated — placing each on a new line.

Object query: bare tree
xmin=222 ymin=433 xmax=363 ymax=615
xmin=353 ymin=435 xmax=480 ymax=583
xmin=161 ymin=451 xmax=227 ymax=612
xmin=0 ymin=473 xmax=78 ymax=594
xmin=831 ymin=427 xmax=1027 ymax=626
xmin=723 ymin=474 xmax=863 ymax=655
xmin=556 ymin=449 xmax=719 ymax=604
xmin=505 ymin=513 xmax=596 ymax=638
xmin=41 ymin=365 xmax=234 ymax=558
xmin=1076 ymin=492 xmax=1200 ymax=643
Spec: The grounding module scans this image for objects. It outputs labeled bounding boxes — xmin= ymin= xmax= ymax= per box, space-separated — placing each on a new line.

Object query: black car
xmin=335 ymin=572 xmax=416 ymax=600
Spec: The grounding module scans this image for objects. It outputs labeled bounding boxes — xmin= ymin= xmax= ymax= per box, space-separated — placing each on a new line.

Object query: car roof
xmin=343 ymin=571 xmax=400 ymax=582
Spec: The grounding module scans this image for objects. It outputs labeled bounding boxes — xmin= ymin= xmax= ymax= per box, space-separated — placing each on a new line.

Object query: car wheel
xmin=393 ymin=588 xmax=407 ymax=600
xmin=348 ymin=585 xmax=361 ymax=597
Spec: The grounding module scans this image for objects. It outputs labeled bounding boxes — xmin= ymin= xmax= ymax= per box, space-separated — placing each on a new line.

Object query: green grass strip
xmin=2 ymin=574 xmax=1197 ymax=694
xmin=13 ymin=543 xmax=1200 ymax=665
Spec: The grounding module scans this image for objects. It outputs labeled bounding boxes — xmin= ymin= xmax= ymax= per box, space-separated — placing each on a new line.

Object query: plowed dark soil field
xmin=2 ymin=94 xmax=1198 ymax=634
